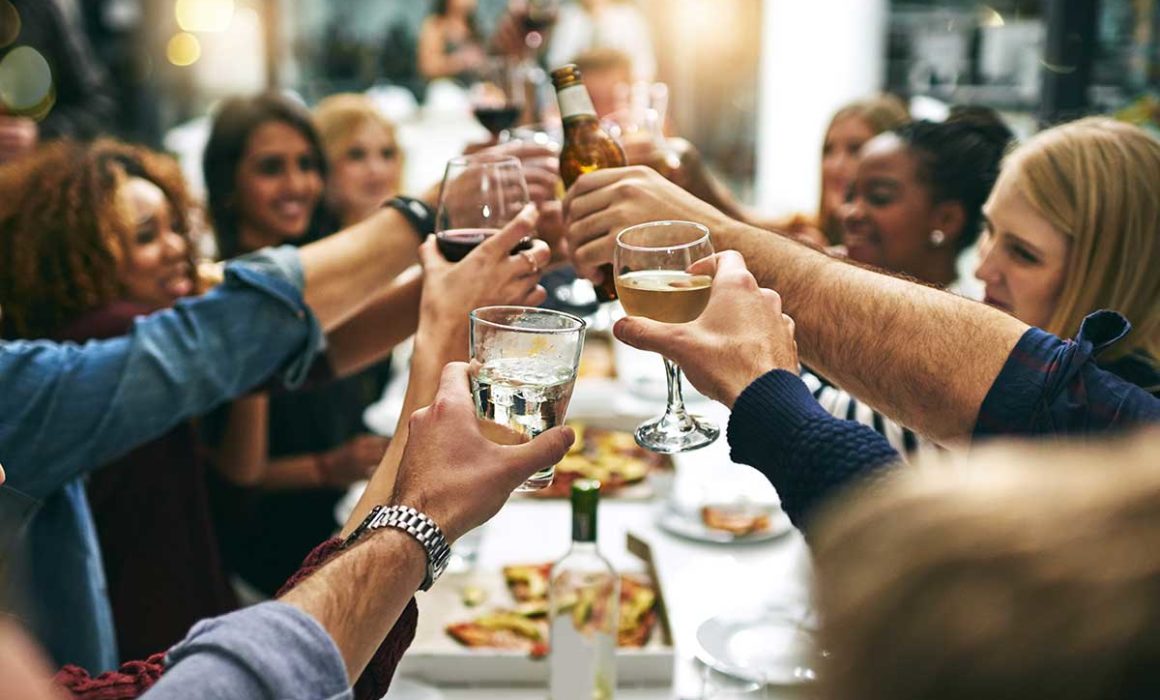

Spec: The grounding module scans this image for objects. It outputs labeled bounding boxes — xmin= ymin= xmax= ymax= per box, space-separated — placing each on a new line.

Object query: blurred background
xmin=1 ymin=0 xmax=1157 ymax=216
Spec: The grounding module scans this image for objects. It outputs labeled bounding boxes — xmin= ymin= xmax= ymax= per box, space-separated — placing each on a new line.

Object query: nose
xmin=161 ymin=229 xmax=188 ymax=260
xmin=974 ymin=233 xmax=1001 ymax=284
xmin=840 ymin=196 xmax=864 ymax=230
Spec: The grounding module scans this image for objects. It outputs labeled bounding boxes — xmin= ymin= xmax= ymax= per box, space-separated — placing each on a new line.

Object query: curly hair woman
xmin=0 ymin=139 xmax=250 ymax=665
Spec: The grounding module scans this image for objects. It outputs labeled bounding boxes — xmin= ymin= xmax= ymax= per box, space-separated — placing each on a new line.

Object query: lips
xmin=272 ymin=199 xmax=311 ymax=221
xmin=984 ymin=294 xmax=1012 ymax=312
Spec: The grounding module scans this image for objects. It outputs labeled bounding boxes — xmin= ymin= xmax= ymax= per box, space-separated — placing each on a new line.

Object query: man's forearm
xmin=713 ymin=220 xmax=1027 ymax=443
xmin=301 ymin=209 xmax=420 ymax=332
xmin=279 ymin=529 xmax=425 ymax=681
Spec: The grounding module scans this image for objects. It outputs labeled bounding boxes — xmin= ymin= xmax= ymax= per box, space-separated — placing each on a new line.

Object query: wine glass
xmin=614 ymin=220 xmax=719 ymax=453
xmin=435 ymin=154 xmax=532 ymax=262
xmin=470 ymin=56 xmax=525 ymax=142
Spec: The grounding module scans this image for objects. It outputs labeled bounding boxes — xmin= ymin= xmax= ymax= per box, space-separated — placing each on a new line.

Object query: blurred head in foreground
xmin=814 ymin=428 xmax=1160 ymax=700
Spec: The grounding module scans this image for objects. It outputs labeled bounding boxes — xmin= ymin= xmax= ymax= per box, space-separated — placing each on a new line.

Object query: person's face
xmin=975 ymin=170 xmax=1070 ymax=328
xmin=116 ymin=177 xmax=193 ymax=310
xmin=840 ymin=133 xmax=944 ymax=277
xmin=821 ymin=116 xmax=875 ymax=216
xmin=584 ymin=67 xmax=631 ymax=119
xmin=235 ymin=120 xmax=324 ymax=244
xmin=328 ymin=121 xmax=401 ymax=222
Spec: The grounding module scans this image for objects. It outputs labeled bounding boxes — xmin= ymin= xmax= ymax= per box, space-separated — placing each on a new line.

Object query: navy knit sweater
xmin=726 ymin=370 xmax=901 ymax=537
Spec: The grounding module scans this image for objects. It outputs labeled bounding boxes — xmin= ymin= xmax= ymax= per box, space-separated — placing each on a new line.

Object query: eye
xmin=134 ymin=226 xmax=158 ymax=246
xmin=298 ymin=155 xmax=319 ymax=172
xmin=866 ymin=188 xmax=894 ymax=207
xmin=822 ymin=142 xmax=834 ymax=158
xmin=1006 ymin=242 xmax=1040 ymax=264
xmin=381 ymin=146 xmax=399 ymax=160
xmin=346 ymin=147 xmax=367 ymax=162
xmin=256 ymin=157 xmax=284 ymax=176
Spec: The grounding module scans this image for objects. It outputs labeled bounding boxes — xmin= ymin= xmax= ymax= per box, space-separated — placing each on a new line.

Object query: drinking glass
xmin=469 ymin=306 xmax=586 ymax=491
xmin=435 ymin=154 xmax=531 ymax=262
xmin=471 ymin=56 xmax=525 ymax=141
xmin=614 ymin=220 xmax=718 ymax=453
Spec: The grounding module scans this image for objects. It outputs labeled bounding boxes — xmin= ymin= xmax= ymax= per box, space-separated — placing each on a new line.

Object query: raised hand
xmin=613 ymin=250 xmax=797 ymax=408
xmin=390 ymin=362 xmax=575 ymax=542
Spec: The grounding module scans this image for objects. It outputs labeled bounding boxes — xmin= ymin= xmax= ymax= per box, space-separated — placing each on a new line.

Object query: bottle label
xmin=557 ymin=85 xmax=597 ymax=119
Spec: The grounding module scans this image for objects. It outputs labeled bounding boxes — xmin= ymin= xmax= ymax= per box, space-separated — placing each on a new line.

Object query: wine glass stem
xmin=662 ymin=357 xmax=689 ymax=419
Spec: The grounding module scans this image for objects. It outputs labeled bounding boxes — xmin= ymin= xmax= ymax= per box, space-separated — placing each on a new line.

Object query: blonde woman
xmin=976 ymin=117 xmax=1160 ymax=390
xmin=314 ymin=94 xmax=404 ymax=229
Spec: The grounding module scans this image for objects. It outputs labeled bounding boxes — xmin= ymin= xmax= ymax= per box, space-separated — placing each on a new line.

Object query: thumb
xmin=613 ymin=316 xmax=681 ymax=356
xmin=502 ymin=425 xmax=575 ymax=483
xmin=419 ymin=235 xmax=450 ymax=269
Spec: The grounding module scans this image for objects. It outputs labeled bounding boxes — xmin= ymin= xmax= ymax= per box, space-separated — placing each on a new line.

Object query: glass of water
xmin=469 ymin=306 xmax=586 ymax=491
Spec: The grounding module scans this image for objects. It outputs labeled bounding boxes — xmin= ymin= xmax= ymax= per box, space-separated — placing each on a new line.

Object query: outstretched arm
xmin=567 ymin=167 xmax=1024 ymax=443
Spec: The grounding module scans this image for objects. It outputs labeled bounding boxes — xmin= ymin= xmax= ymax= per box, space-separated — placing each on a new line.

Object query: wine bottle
xmin=548 ymin=480 xmax=619 ymax=700
xmin=551 ymin=64 xmax=627 ymax=302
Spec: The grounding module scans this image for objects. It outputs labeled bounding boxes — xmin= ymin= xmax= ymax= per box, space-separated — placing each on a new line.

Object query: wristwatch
xmin=384 ymin=196 xmax=437 ymax=240
xmin=344 ymin=504 xmax=452 ymax=591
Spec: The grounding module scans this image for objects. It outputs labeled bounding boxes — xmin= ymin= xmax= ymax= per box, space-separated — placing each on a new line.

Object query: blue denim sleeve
xmin=0 ymin=247 xmax=324 ymax=499
xmin=141 ymin=602 xmax=352 ymax=700
xmin=974 ymin=311 xmax=1160 ymax=438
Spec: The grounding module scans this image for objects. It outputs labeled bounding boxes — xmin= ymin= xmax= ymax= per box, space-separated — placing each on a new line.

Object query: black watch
xmin=384 ymin=196 xmax=437 ymax=240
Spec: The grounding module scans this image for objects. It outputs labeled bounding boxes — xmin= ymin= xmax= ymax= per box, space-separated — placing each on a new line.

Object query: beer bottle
xmin=551 ymin=64 xmax=626 ymax=302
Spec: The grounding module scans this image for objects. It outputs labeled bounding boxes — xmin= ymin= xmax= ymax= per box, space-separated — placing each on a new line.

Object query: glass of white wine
xmin=614 ymin=220 xmax=718 ymax=453
xmin=469 ymin=306 xmax=586 ymax=491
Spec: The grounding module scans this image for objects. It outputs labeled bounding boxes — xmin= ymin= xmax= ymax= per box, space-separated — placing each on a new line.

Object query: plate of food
xmin=396 ymin=535 xmax=674 ymax=685
xmin=657 ymin=502 xmax=792 ymax=544
xmin=523 ymin=422 xmax=673 ymax=499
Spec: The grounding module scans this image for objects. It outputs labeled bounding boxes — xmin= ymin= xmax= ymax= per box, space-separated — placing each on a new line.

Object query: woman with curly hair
xmin=0 ymin=139 xmax=250 ymax=664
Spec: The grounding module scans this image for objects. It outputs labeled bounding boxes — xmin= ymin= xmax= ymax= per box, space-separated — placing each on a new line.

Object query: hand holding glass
xmin=614 ymin=220 xmax=718 ymax=453
xmin=470 ymin=306 xmax=586 ymax=491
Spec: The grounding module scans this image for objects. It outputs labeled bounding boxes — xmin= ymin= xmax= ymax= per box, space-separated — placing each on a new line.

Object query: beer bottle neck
xmin=556 ymin=84 xmax=597 ymax=121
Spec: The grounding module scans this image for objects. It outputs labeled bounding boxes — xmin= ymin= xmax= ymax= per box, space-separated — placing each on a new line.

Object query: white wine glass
xmin=614 ymin=220 xmax=718 ymax=453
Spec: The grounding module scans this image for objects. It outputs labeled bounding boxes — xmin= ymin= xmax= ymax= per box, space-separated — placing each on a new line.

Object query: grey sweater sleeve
xmin=141 ymin=602 xmax=351 ymax=700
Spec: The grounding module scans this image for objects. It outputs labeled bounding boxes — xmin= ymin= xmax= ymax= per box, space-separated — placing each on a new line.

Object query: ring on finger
xmin=521 ymin=249 xmax=541 ymax=275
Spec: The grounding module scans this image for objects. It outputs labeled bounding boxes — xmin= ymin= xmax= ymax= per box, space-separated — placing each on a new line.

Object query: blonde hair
xmin=312 ymin=94 xmax=400 ymax=170
xmin=1005 ymin=117 xmax=1160 ymax=361
xmin=813 ymin=428 xmax=1160 ymax=700
xmin=818 ymin=95 xmax=910 ymax=241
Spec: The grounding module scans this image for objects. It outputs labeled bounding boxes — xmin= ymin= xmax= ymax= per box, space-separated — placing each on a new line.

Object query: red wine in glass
xmin=437 ymin=228 xmax=534 ymax=262
xmin=473 ymin=105 xmax=522 ymax=139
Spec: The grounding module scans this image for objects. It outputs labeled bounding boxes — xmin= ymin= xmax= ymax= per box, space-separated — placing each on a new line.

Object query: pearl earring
xmin=930 ymin=229 xmax=946 ymax=247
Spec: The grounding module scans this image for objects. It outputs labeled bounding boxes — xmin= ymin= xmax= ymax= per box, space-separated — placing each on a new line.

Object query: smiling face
xmin=821 ymin=115 xmax=876 ymax=218
xmin=234 ymin=120 xmax=324 ymax=248
xmin=975 ymin=170 xmax=1071 ymax=328
xmin=115 ymin=177 xmax=194 ymax=310
xmin=327 ymin=120 xmax=401 ymax=225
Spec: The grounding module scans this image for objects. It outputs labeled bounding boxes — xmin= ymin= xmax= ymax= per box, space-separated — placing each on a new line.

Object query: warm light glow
xmin=980 ymin=6 xmax=1005 ymax=28
xmin=175 ymin=0 xmax=235 ymax=33
xmin=0 ymin=45 xmax=55 ymax=116
xmin=167 ymin=32 xmax=202 ymax=67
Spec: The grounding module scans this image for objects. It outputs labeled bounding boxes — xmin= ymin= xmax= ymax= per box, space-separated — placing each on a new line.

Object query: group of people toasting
xmin=1 ymin=43 xmax=1160 ymax=700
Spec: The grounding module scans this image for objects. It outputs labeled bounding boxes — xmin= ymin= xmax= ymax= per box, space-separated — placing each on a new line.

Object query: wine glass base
xmin=635 ymin=414 xmax=719 ymax=454
xmin=514 ymin=468 xmax=555 ymax=493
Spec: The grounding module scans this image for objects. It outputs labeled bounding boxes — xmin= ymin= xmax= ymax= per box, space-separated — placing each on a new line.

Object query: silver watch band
xmin=348 ymin=504 xmax=452 ymax=591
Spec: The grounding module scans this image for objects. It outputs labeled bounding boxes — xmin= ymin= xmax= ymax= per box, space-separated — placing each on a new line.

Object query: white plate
xmin=656 ymin=506 xmax=791 ymax=545
xmin=695 ymin=609 xmax=818 ymax=686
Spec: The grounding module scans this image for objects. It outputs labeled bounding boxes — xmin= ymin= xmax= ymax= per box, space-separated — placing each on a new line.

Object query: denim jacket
xmin=0 ymin=246 xmax=325 ymax=672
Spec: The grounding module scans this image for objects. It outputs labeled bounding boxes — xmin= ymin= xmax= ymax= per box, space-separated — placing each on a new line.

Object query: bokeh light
xmin=0 ymin=45 xmax=56 ymax=120
xmin=167 ymin=32 xmax=202 ymax=67
xmin=0 ymin=0 xmax=20 ymax=49
xmin=175 ymin=0 xmax=235 ymax=33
